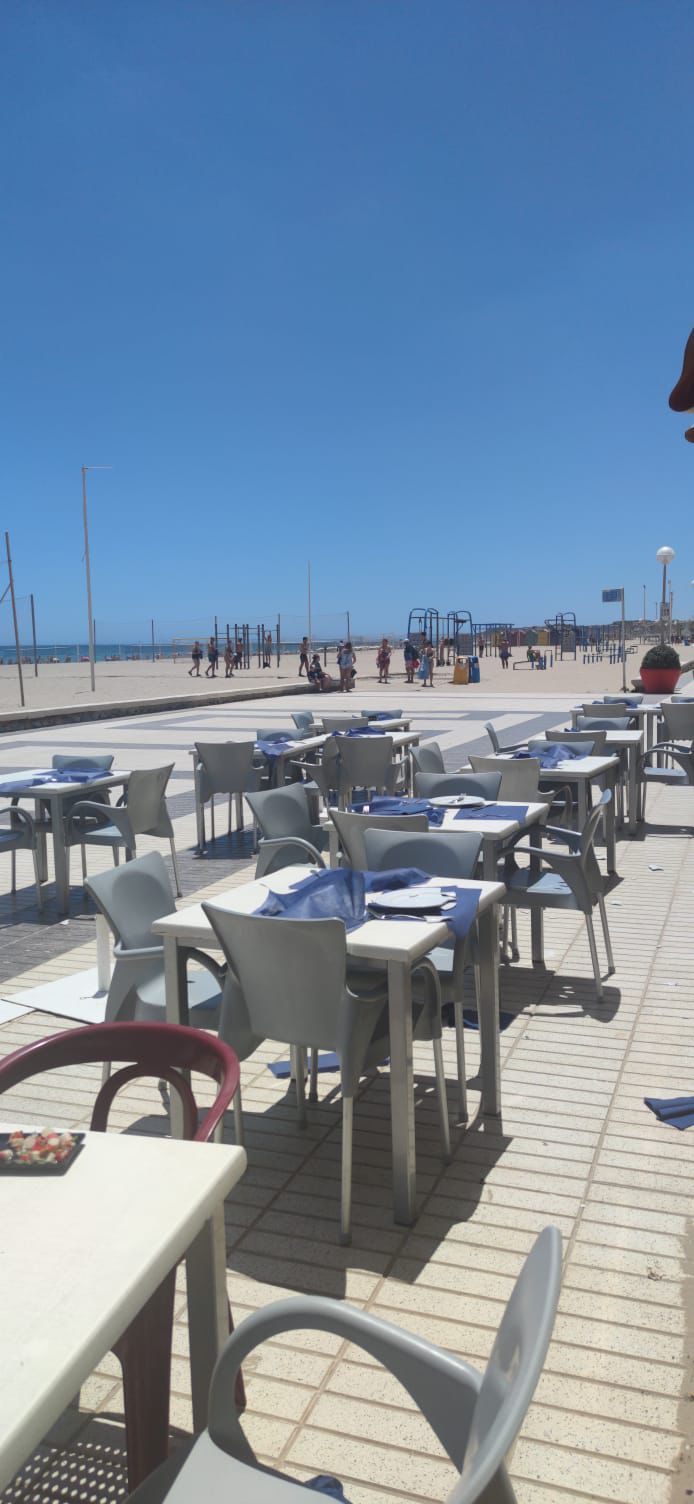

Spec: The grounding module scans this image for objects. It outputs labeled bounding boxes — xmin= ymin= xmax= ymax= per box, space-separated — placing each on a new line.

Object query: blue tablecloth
xmin=256 ymin=865 xmax=481 ymax=940
xmin=513 ymin=744 xmax=580 ymax=769
xmin=255 ymin=738 xmax=296 ymax=760
xmin=0 ymin=769 xmax=110 ymax=795
xmin=644 ymin=1095 xmax=694 ymax=1130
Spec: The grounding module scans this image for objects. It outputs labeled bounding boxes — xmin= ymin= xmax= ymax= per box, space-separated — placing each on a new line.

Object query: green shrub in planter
xmin=641 ymin=644 xmax=681 ymax=671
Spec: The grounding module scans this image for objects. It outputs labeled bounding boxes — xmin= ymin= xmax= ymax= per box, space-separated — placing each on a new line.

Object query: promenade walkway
xmin=1 ymin=687 xmax=692 ymax=1503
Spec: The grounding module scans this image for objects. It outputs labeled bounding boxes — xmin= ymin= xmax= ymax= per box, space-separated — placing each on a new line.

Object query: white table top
xmin=496 ymin=752 xmax=618 ymax=779
xmin=0 ymin=770 xmax=129 ymax=798
xmin=438 ymin=799 xmax=548 ymax=837
xmin=0 ymin=1132 xmax=246 ymax=1490
xmin=152 ymin=865 xmax=505 ymax=966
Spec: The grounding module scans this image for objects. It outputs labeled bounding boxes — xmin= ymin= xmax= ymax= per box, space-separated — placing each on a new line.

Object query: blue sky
xmin=2 ymin=0 xmax=693 ymax=642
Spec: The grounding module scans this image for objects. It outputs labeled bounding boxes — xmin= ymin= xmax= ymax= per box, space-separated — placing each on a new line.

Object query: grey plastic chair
xmin=0 ymin=805 xmax=42 ymax=909
xmin=468 ymin=754 xmax=572 ymax=824
xmin=415 ymin=771 xmax=502 ymax=802
xmin=363 ymin=826 xmax=483 ymax=1120
xmin=52 ymin=754 xmax=115 ymax=772
xmin=540 ymin=732 xmax=605 ymax=754
xmin=194 ymin=742 xmax=262 ymax=844
xmin=499 ymin=790 xmax=615 ymax=998
xmin=575 ymin=715 xmax=630 ymax=732
xmin=85 ymin=851 xmax=228 ymax=1048
xmin=126 ymin=1226 xmax=562 ymax=1504
xmin=329 ymin=807 xmax=429 ymax=870
xmin=291 ymin=711 xmax=315 ymax=733
xmin=484 ymin=721 xmax=528 ymax=754
xmin=320 ymin=715 xmax=368 ymax=734
xmin=580 ymin=700 xmax=639 ymax=725
xmin=67 ymin=765 xmax=182 ymax=895
xmin=255 ymin=727 xmax=296 ymax=742
xmin=246 ymin=785 xmax=329 ymax=878
xmin=335 ymin=735 xmax=400 ymax=807
xmin=204 ymin=906 xmax=450 ymax=1242
xmin=639 ymin=704 xmax=694 ymax=817
xmin=360 ymin=707 xmax=403 ymax=720
xmin=411 ymin=740 xmax=446 ymax=776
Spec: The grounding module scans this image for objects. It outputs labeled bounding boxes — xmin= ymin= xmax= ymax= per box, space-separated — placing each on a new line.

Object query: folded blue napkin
xmin=257 ymin=866 xmax=481 ymax=941
xmin=350 ymin=795 xmax=446 ymax=822
xmin=644 ymin=1095 xmax=694 ymax=1130
xmin=514 ymin=744 xmax=580 ymax=768
xmin=0 ymin=769 xmax=109 ymax=795
xmin=336 ymin=726 xmax=387 ymax=737
xmin=459 ymin=803 xmax=529 ymax=822
xmin=305 ymin=1477 xmax=352 ymax=1501
xmin=255 ymin=738 xmax=295 ymax=759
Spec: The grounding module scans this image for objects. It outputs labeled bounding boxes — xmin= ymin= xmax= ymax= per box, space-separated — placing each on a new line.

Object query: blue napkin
xmin=0 ymin=769 xmax=109 ymax=795
xmin=257 ymin=866 xmax=481 ymax=941
xmin=458 ymin=803 xmax=529 ymax=822
xmin=305 ymin=1477 xmax=352 ymax=1501
xmin=514 ymin=744 xmax=580 ymax=768
xmin=335 ymin=725 xmax=387 ymax=737
xmin=644 ymin=1095 xmax=694 ymax=1130
xmin=599 ymin=696 xmax=642 ymax=707
xmin=255 ymin=738 xmax=295 ymax=759
xmin=350 ymin=795 xmax=447 ymax=823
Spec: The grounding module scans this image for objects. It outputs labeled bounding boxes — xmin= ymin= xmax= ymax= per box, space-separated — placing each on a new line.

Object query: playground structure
xmin=407 ymin=607 xmax=514 ymax=663
xmin=544 ymin=611 xmax=578 ymax=660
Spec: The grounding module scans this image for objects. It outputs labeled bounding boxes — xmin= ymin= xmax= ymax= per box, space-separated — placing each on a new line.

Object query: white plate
xmin=367 ymin=886 xmax=452 ymax=914
xmin=427 ymin=794 xmax=485 ymax=809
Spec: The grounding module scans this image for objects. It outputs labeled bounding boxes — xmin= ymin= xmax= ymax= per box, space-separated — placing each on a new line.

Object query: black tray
xmin=0 ymin=1131 xmax=85 ymax=1175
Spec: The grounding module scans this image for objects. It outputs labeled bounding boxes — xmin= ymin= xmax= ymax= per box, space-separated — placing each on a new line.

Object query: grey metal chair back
xmin=415 ymin=771 xmax=502 ymax=802
xmin=411 ymin=741 xmax=445 ymax=776
xmin=125 ymin=766 xmax=175 ymax=838
xmin=330 ymin=808 xmax=428 ymax=869
xmin=291 ymin=711 xmax=315 ymax=733
xmin=52 ymin=755 xmax=114 ymax=772
xmin=195 ymin=742 xmax=259 ymax=799
xmin=360 ymin=708 xmax=403 ymax=720
xmin=133 ymin=1228 xmax=561 ymax=1504
xmin=86 ymin=850 xmax=174 ymax=952
xmin=468 ymin=754 xmax=542 ymax=801
xmin=662 ymin=703 xmax=694 ymax=741
xmin=255 ymin=727 xmax=296 ymax=742
xmin=336 ymin=736 xmax=397 ymax=801
xmin=575 ymin=716 xmax=630 ymax=731
xmin=363 ymin=827 xmax=483 ymax=880
xmin=246 ymin=784 xmax=315 ymax=842
xmin=0 ymin=805 xmax=42 ymax=909
xmin=484 ymin=721 xmax=527 ymax=755
xmin=541 ymin=732 xmax=605 ymax=755
xmin=580 ymin=700 xmax=638 ymax=720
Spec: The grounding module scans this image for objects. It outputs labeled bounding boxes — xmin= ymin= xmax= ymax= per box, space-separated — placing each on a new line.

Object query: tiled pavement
xmin=0 ymin=690 xmax=693 ymax=1502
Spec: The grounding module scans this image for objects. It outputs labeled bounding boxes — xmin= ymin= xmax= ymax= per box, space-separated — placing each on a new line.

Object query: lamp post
xmin=81 ymin=465 xmax=111 ymax=692
xmin=656 ymin=545 xmax=675 ymax=644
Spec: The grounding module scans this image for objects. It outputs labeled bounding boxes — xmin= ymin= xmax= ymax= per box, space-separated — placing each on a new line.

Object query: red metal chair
xmin=0 ymin=1022 xmax=244 ymax=1489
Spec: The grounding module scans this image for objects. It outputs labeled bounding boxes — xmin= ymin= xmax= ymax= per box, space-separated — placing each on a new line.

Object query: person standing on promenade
xmin=418 ymin=641 xmax=435 ymax=687
xmin=189 ymin=640 xmax=202 ymax=676
xmin=205 ymin=636 xmax=218 ymax=677
xmin=339 ymin=640 xmax=356 ymax=691
xmin=298 ymin=636 xmax=310 ymax=676
xmin=499 ymin=637 xmax=511 ymax=669
xmin=403 ymin=637 xmax=417 ymax=683
xmin=263 ymin=631 xmax=273 ymax=668
xmin=234 ymin=637 xmax=244 ymax=669
xmin=377 ymin=637 xmax=392 ymax=683
xmin=223 ymin=641 xmax=234 ymax=678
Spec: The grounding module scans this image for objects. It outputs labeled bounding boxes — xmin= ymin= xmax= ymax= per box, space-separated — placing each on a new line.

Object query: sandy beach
xmin=0 ymin=638 xmax=658 ymax=716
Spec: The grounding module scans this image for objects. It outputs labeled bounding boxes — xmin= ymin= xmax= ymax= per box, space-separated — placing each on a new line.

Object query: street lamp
xmin=656 ymin=545 xmax=675 ymax=644
xmin=81 ymin=465 xmax=111 ymax=692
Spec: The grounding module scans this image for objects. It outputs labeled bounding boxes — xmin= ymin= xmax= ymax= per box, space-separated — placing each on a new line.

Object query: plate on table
xmin=427 ymin=794 xmax=485 ymax=809
xmin=0 ymin=1129 xmax=85 ymax=1175
xmin=368 ymin=886 xmax=452 ymax=915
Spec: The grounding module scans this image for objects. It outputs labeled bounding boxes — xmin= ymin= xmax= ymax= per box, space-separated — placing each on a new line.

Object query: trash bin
xmin=468 ymin=655 xmax=480 ymax=684
xmin=452 ymin=657 xmax=469 ymax=685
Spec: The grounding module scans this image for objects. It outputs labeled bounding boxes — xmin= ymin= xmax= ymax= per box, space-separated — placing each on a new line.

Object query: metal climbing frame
xmin=407 ymin=607 xmax=440 ymax=656
xmin=471 ymin=622 xmax=515 ymax=656
xmin=545 ymin=612 xmax=577 ymax=660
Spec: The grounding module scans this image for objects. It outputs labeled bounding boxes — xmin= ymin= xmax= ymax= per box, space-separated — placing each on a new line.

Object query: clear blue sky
xmin=2 ymin=0 xmax=693 ymax=642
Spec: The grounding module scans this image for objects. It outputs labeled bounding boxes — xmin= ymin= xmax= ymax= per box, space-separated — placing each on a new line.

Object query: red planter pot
xmin=640 ymin=667 xmax=680 ymax=694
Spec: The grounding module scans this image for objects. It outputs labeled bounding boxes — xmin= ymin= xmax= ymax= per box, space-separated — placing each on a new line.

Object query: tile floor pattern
xmin=0 ymin=692 xmax=693 ymax=1502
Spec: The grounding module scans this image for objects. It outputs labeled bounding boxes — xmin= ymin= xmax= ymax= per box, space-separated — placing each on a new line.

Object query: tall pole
xmin=151 ymin=618 xmax=156 ymax=663
xmin=660 ymin=560 xmax=668 ymax=644
xmin=620 ymin=587 xmax=626 ymax=692
xmin=642 ymin=584 xmax=646 ymax=622
xmin=346 ymin=610 xmax=350 ymax=641
xmin=30 ymin=593 xmax=38 ymax=676
xmin=4 ymin=532 xmax=25 ymax=707
xmin=81 ymin=466 xmax=96 ymax=692
xmin=307 ymin=560 xmax=312 ymax=648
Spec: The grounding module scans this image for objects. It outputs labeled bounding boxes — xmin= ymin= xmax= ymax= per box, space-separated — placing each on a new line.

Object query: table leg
xmin=628 ymin=744 xmax=638 ymax=836
xmin=164 ymin=935 xmax=189 ymax=1137
xmin=387 ymin=958 xmax=416 ymax=1224
xmin=477 ymin=903 xmax=501 ymax=1116
xmin=186 ymin=1208 xmax=229 ymax=1430
xmin=605 ymin=772 xmax=617 ymax=873
xmin=576 ymin=779 xmax=588 ymax=833
xmin=529 ymin=821 xmax=544 ymax=965
xmin=33 ymin=799 xmax=48 ymax=882
xmin=193 ymin=759 xmax=205 ymax=851
xmin=50 ymin=794 xmax=70 ymax=913
xmin=96 ymin=915 xmax=112 ymax=991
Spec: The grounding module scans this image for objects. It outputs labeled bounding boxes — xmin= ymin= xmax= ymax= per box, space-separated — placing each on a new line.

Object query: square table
xmin=0 ymin=769 xmax=130 ymax=913
xmin=0 ymin=1131 xmax=246 ymax=1492
xmin=497 ymin=753 xmax=619 ymax=873
xmin=152 ymin=865 xmax=505 ymax=1225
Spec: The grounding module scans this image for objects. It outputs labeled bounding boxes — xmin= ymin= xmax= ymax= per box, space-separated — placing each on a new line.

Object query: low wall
xmin=0 ymin=680 xmax=314 ymax=735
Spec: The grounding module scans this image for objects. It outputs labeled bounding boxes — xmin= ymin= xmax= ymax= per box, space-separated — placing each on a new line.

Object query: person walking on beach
xmin=298 ymin=637 xmax=310 ymax=676
xmin=499 ymin=637 xmax=511 ymax=669
xmin=403 ymin=638 xmax=417 ymax=683
xmin=263 ymin=631 xmax=273 ymax=669
xmin=339 ymin=640 xmax=356 ymax=691
xmin=234 ymin=637 xmax=244 ymax=669
xmin=418 ymin=641 xmax=435 ymax=687
xmin=205 ymin=637 xmax=218 ymax=677
xmin=223 ymin=641 xmax=234 ymax=678
xmin=376 ymin=637 xmax=392 ymax=684
xmin=189 ymin=640 xmax=202 ymax=676
xmin=477 ymin=636 xmax=485 ymax=657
